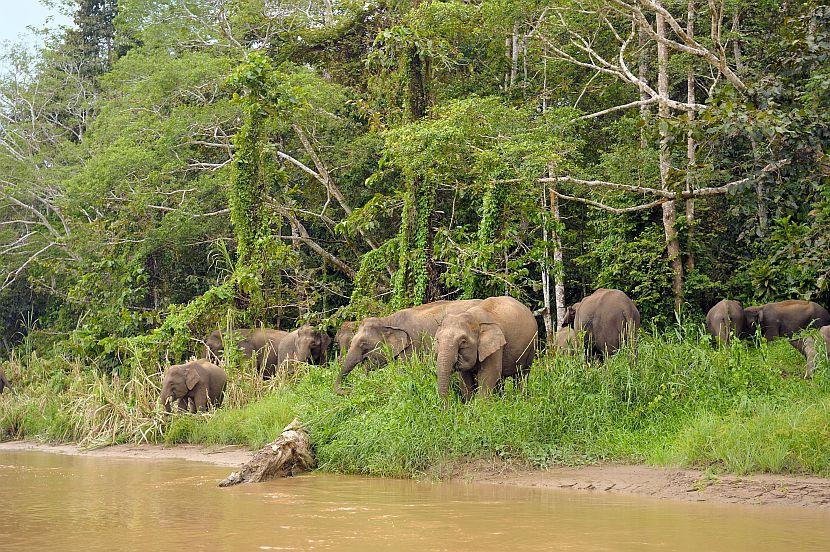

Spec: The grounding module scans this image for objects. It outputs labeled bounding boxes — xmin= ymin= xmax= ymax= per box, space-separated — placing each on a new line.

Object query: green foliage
xmin=5 ymin=332 xmax=830 ymax=477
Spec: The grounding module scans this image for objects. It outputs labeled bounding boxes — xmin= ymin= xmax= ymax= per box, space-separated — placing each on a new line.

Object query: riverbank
xmin=2 ymin=334 xmax=830 ymax=493
xmin=4 ymin=440 xmax=830 ymax=510
xmin=457 ymin=460 xmax=830 ymax=510
xmin=0 ymin=440 xmax=252 ymax=467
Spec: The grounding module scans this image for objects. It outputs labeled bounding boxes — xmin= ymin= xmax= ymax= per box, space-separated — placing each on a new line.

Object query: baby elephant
xmin=0 ymin=369 xmax=11 ymax=394
xmin=435 ymin=296 xmax=537 ymax=403
xmin=553 ymin=327 xmax=579 ymax=354
xmin=160 ymin=360 xmax=227 ymax=413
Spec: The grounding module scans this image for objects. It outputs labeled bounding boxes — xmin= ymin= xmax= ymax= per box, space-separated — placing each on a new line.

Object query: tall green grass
xmin=1 ymin=329 xmax=829 ymax=476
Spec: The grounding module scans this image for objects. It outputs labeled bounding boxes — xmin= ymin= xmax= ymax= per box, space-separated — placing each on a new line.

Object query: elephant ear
xmin=185 ymin=365 xmax=201 ymax=390
xmin=382 ymin=326 xmax=411 ymax=357
xmin=478 ymin=322 xmax=507 ymax=361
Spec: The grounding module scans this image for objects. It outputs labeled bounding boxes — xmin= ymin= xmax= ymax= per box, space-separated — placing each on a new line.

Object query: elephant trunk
xmin=436 ymin=344 xmax=457 ymax=403
xmin=160 ymin=386 xmax=172 ymax=413
xmin=334 ymin=348 xmax=361 ymax=395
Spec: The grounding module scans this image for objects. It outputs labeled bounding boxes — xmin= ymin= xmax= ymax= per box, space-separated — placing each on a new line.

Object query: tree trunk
xmin=549 ymin=183 xmax=566 ymax=329
xmin=731 ymin=9 xmax=743 ymax=73
xmin=541 ymin=184 xmax=553 ymax=345
xmin=219 ymin=419 xmax=315 ymax=486
xmin=685 ymin=0 xmax=696 ymax=273
xmin=510 ymin=23 xmax=519 ymax=87
xmin=750 ymin=136 xmax=768 ymax=236
xmin=638 ymin=24 xmax=649 ymax=149
xmin=657 ymin=6 xmax=684 ymax=313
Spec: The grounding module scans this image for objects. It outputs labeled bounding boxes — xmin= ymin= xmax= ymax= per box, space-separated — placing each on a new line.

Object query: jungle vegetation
xmin=1 ymin=0 xmax=829 ymax=475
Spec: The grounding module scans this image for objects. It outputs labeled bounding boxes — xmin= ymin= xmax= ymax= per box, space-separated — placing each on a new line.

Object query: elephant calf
xmin=553 ymin=327 xmax=579 ymax=354
xmin=562 ymin=288 xmax=640 ymax=357
xmin=277 ymin=325 xmax=331 ymax=374
xmin=0 ymin=369 xmax=11 ymax=394
xmin=435 ymin=296 xmax=537 ymax=402
xmin=160 ymin=360 xmax=227 ymax=413
xmin=705 ymin=299 xmax=749 ymax=345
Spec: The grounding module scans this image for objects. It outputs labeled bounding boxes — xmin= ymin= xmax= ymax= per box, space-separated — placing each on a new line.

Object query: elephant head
xmin=160 ymin=363 xmax=201 ymax=412
xmin=744 ymin=306 xmax=763 ymax=335
xmin=434 ymin=312 xmax=506 ymax=402
xmin=205 ymin=330 xmax=224 ymax=362
xmin=561 ymin=302 xmax=581 ymax=327
xmin=290 ymin=325 xmax=331 ymax=365
xmin=334 ymin=318 xmax=411 ymax=395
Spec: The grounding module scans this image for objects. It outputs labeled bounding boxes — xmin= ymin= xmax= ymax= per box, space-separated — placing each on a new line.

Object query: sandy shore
xmin=3 ymin=440 xmax=830 ymax=509
xmin=458 ymin=459 xmax=830 ymax=510
xmin=0 ymin=440 xmax=253 ymax=467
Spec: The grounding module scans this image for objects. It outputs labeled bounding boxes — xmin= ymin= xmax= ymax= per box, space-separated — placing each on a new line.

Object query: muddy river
xmin=1 ymin=450 xmax=829 ymax=551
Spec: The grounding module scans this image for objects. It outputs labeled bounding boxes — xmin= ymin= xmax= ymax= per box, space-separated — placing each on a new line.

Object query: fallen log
xmin=219 ymin=419 xmax=315 ymax=487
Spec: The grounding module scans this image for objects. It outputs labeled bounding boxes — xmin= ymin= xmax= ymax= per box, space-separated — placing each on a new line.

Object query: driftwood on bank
xmin=219 ymin=419 xmax=315 ymax=487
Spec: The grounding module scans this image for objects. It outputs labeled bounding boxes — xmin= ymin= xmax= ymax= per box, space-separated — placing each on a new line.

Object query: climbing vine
xmin=464 ymin=180 xmax=508 ymax=298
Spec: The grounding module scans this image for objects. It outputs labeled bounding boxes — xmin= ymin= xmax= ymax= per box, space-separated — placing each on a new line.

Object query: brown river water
xmin=1 ymin=450 xmax=829 ymax=551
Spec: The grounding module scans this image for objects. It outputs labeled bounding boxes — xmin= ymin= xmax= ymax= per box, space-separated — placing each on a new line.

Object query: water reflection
xmin=1 ymin=451 xmax=828 ymax=551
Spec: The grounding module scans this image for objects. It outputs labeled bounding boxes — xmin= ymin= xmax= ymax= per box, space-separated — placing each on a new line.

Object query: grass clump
xmin=1 ymin=327 xmax=829 ymax=477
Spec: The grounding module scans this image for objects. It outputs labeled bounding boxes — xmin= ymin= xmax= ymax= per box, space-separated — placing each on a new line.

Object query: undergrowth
xmin=1 ymin=328 xmax=828 ymax=477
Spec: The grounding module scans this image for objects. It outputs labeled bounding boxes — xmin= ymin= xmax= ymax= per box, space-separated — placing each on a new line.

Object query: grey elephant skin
xmin=705 ymin=299 xmax=748 ymax=344
xmin=205 ymin=328 xmax=288 ymax=378
xmin=804 ymin=325 xmax=830 ymax=378
xmin=335 ymin=321 xmax=356 ymax=357
xmin=278 ymin=325 xmax=331 ymax=373
xmin=0 ymin=369 xmax=11 ymax=394
xmin=562 ymin=288 xmax=640 ymax=356
xmin=335 ymin=299 xmax=483 ymax=395
xmin=435 ymin=296 xmax=536 ymax=402
xmin=744 ymin=300 xmax=830 ymax=340
xmin=160 ymin=360 xmax=227 ymax=413
xmin=553 ymin=327 xmax=579 ymax=354
xmin=744 ymin=300 xmax=830 ymax=360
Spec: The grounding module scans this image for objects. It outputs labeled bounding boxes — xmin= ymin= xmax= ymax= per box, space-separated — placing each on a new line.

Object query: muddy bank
xmin=3 ymin=440 xmax=830 ymax=509
xmin=0 ymin=440 xmax=253 ymax=467
xmin=457 ymin=460 xmax=830 ymax=510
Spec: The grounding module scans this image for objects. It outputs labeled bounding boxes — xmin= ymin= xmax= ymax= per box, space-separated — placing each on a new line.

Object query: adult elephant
xmin=435 ymin=296 xmax=536 ymax=403
xmin=278 ymin=325 xmax=331 ymax=373
xmin=204 ymin=328 xmax=288 ymax=378
xmin=561 ymin=288 xmax=640 ymax=357
xmin=705 ymin=299 xmax=748 ymax=344
xmin=160 ymin=360 xmax=227 ymax=413
xmin=744 ymin=300 xmax=830 ymax=369
xmin=335 ymin=321 xmax=356 ymax=357
xmin=334 ymin=299 xmax=483 ymax=395
xmin=744 ymin=300 xmax=830 ymax=341
xmin=0 ymin=369 xmax=11 ymax=394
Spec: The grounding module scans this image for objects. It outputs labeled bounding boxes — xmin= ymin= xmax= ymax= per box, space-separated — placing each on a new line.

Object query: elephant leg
xmin=176 ymin=398 xmax=188 ymax=412
xmin=803 ymin=337 xmax=818 ymax=379
xmin=789 ymin=338 xmax=807 ymax=358
xmin=188 ymin=396 xmax=197 ymax=414
xmin=194 ymin=388 xmax=209 ymax=412
xmin=459 ymin=371 xmax=476 ymax=402
xmin=475 ymin=350 xmax=503 ymax=399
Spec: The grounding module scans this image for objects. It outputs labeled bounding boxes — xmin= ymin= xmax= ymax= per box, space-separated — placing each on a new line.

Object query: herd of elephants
xmin=1 ymin=291 xmax=830 ymax=414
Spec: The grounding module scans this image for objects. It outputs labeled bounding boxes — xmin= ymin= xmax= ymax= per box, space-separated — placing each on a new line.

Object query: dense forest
xmin=1 ymin=0 xmax=828 ymax=364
